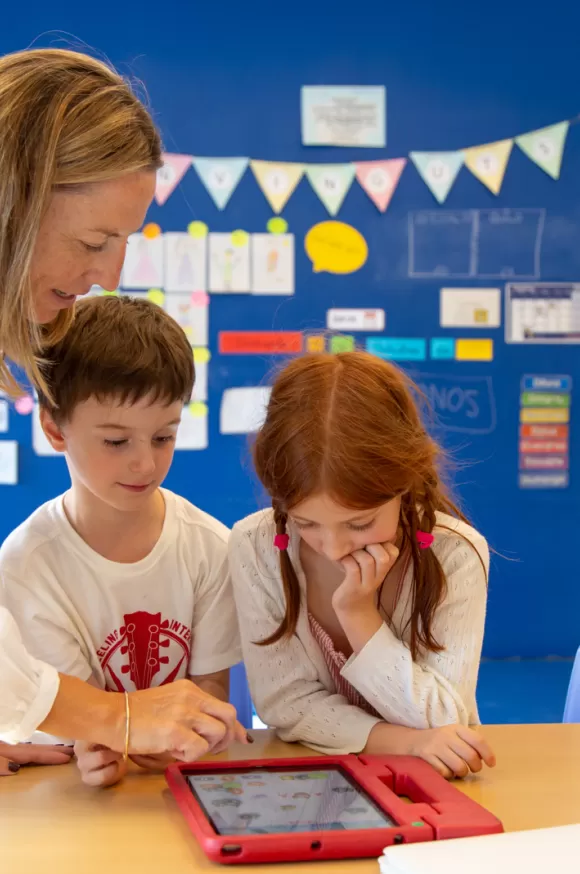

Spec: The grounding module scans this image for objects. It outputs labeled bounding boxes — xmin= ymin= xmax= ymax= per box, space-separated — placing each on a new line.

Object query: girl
xmin=229 ymin=351 xmax=495 ymax=779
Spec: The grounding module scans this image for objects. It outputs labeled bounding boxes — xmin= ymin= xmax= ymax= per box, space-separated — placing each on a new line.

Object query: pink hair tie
xmin=416 ymin=530 xmax=434 ymax=550
xmin=274 ymin=533 xmax=290 ymax=551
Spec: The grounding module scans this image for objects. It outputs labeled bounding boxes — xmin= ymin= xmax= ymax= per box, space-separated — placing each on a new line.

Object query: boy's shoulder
xmin=0 ymin=495 xmax=65 ymax=576
xmin=164 ymin=489 xmax=230 ymax=547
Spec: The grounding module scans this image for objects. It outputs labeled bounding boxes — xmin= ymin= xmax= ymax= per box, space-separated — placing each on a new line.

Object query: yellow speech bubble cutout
xmin=188 ymin=221 xmax=209 ymax=238
xmin=305 ymin=221 xmax=368 ymax=275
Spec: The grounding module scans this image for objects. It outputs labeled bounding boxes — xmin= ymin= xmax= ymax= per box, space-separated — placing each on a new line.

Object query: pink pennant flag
xmin=355 ymin=159 xmax=407 ymax=213
xmin=155 ymin=153 xmax=193 ymax=206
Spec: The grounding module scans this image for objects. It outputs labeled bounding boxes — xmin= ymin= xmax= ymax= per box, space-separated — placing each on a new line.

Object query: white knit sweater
xmin=229 ymin=509 xmax=489 ymax=755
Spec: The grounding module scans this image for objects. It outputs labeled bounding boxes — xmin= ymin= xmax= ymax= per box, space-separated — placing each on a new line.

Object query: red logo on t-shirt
xmin=97 ymin=610 xmax=191 ymax=692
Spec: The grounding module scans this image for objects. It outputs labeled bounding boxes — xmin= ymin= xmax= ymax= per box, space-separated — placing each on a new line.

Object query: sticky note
xmin=305 ymin=221 xmax=368 ymax=274
xmin=520 ymin=407 xmax=570 ymax=424
xmin=366 ymin=338 xmax=426 ymax=361
xmin=193 ymin=347 xmax=211 ymax=364
xmin=330 ymin=335 xmax=355 ymax=353
xmin=219 ymin=331 xmax=303 ymax=355
xmin=430 ymin=338 xmax=455 ymax=360
xmin=455 ymin=339 xmax=493 ymax=362
xmin=306 ymin=336 xmax=326 ymax=353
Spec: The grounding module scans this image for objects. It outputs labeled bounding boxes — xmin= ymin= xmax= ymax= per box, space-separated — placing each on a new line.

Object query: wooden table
xmin=2 ymin=725 xmax=580 ymax=873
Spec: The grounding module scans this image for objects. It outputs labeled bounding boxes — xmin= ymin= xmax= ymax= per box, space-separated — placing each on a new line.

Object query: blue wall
xmin=1 ymin=2 xmax=580 ymax=658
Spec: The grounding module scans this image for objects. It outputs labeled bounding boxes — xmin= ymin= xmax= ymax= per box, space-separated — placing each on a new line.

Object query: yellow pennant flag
xmin=251 ymin=161 xmax=304 ymax=213
xmin=462 ymin=139 xmax=513 ymax=195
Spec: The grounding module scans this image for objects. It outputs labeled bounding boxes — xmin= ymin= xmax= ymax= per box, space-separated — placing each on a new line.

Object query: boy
xmin=0 ymin=295 xmax=243 ymax=787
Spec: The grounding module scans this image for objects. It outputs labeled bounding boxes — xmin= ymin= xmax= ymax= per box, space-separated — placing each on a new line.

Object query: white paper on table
xmin=164 ymin=232 xmax=207 ymax=293
xmin=0 ymin=440 xmax=18 ymax=484
xmin=208 ymin=234 xmax=251 ymax=293
xmin=251 ymin=234 xmax=294 ymax=295
xmin=121 ymin=233 xmax=164 ymax=289
xmin=32 ymin=404 xmax=60 ymax=456
xmin=220 ymin=386 xmax=272 ymax=435
xmin=0 ymin=400 xmax=9 ymax=433
xmin=164 ymin=293 xmax=209 ymax=347
xmin=175 ymin=407 xmax=208 ymax=450
xmin=191 ymin=361 xmax=208 ymax=403
xmin=327 ymin=308 xmax=385 ymax=331
xmin=440 ymin=288 xmax=501 ymax=328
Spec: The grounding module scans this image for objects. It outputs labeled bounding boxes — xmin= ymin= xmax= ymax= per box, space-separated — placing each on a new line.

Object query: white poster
xmin=0 ymin=440 xmax=18 ymax=484
xmin=191 ymin=361 xmax=208 ymax=403
xmin=164 ymin=232 xmax=207 ymax=293
xmin=175 ymin=406 xmax=208 ymax=450
xmin=208 ymin=234 xmax=251 ymax=294
xmin=251 ymin=234 xmax=294 ymax=295
xmin=440 ymin=288 xmax=501 ymax=328
xmin=301 ymin=86 xmax=386 ymax=147
xmin=0 ymin=400 xmax=9 ymax=433
xmin=164 ymin=294 xmax=209 ymax=347
xmin=220 ymin=386 xmax=272 ymax=435
xmin=506 ymin=283 xmax=580 ymax=344
xmin=326 ymin=308 xmax=385 ymax=332
xmin=121 ymin=234 xmax=164 ymax=289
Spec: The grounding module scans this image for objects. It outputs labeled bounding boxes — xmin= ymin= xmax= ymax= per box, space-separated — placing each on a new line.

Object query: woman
xmin=0 ymin=47 xmax=247 ymax=774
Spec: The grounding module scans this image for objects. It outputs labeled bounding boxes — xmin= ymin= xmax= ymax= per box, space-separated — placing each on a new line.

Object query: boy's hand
xmin=408 ymin=725 xmax=496 ymax=780
xmin=74 ymin=740 xmax=127 ymax=788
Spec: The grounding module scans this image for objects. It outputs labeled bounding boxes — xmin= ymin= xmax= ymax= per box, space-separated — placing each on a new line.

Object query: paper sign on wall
xmin=305 ymin=222 xmax=368 ymax=274
xmin=122 ymin=234 xmax=164 ymax=289
xmin=175 ymin=406 xmax=208 ymax=450
xmin=32 ymin=405 xmax=60 ymax=456
xmin=250 ymin=161 xmax=304 ymax=214
xmin=193 ymin=157 xmax=248 ymax=210
xmin=355 ymin=159 xmax=406 ymax=213
xmin=409 ymin=152 xmax=464 ymax=204
xmin=440 ymin=288 xmax=501 ymax=328
xmin=462 ymin=139 xmax=513 ymax=195
xmin=208 ymin=233 xmax=251 ymax=293
xmin=251 ymin=234 xmax=294 ymax=295
xmin=164 ymin=232 xmax=207 ymax=293
xmin=516 ymin=121 xmax=569 ymax=180
xmin=191 ymin=358 xmax=208 ymax=403
xmin=155 ymin=154 xmax=192 ymax=206
xmin=327 ymin=308 xmax=385 ymax=332
xmin=0 ymin=440 xmax=18 ymax=485
xmin=219 ymin=331 xmax=303 ymax=355
xmin=506 ymin=283 xmax=580 ymax=344
xmin=220 ymin=386 xmax=272 ymax=435
xmin=366 ymin=337 xmax=426 ymax=361
xmin=164 ymin=294 xmax=209 ymax=347
xmin=519 ymin=374 xmax=571 ymax=488
xmin=455 ymin=339 xmax=494 ymax=362
xmin=301 ymin=86 xmax=386 ymax=147
xmin=305 ymin=165 xmax=355 ymax=216
xmin=0 ymin=400 xmax=9 ymax=433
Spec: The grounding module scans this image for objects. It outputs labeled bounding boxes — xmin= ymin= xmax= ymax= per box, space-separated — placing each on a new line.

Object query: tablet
xmin=166 ymin=754 xmax=503 ymax=865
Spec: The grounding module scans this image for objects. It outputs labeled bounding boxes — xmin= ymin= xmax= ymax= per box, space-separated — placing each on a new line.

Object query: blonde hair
xmin=0 ymin=48 xmax=162 ymax=396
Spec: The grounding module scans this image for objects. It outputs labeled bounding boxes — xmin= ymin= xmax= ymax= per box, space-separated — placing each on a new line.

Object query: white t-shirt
xmin=229 ymin=509 xmax=489 ymax=755
xmin=0 ymin=488 xmax=242 ymax=692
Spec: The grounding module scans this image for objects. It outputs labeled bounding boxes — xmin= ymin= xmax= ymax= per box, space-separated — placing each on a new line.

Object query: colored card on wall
xmin=306 ymin=335 xmax=326 ymax=353
xmin=305 ymin=164 xmax=356 ymax=216
xmin=430 ymin=338 xmax=455 ymax=360
xmin=164 ymin=232 xmax=207 ymax=293
xmin=519 ymin=472 xmax=569 ymax=488
xmin=520 ymin=407 xmax=570 ymax=424
xmin=251 ymin=234 xmax=294 ymax=295
xmin=516 ymin=121 xmax=569 ymax=180
xmin=192 ymin=157 xmax=248 ymax=210
xmin=520 ymin=392 xmax=569 ymax=408
xmin=330 ymin=335 xmax=355 ymax=353
xmin=164 ymin=293 xmax=209 ymax=347
xmin=519 ymin=453 xmax=568 ymax=471
xmin=440 ymin=288 xmax=501 ymax=328
xmin=122 ymin=234 xmax=164 ymax=289
xmin=520 ymin=439 xmax=568 ymax=454
xmin=250 ymin=161 xmax=304 ymax=214
xmin=462 ymin=139 xmax=513 ymax=195
xmin=301 ymin=86 xmax=386 ymax=147
xmin=0 ymin=400 xmax=8 ymax=433
xmin=155 ymin=153 xmax=192 ymax=206
xmin=208 ymin=233 xmax=251 ymax=293
xmin=455 ymin=339 xmax=494 ymax=361
xmin=355 ymin=159 xmax=406 ymax=213
xmin=409 ymin=152 xmax=464 ymax=204
xmin=219 ymin=331 xmax=303 ymax=355
xmin=367 ymin=338 xmax=426 ymax=361
xmin=519 ymin=424 xmax=568 ymax=439
xmin=220 ymin=386 xmax=272 ymax=435
xmin=522 ymin=374 xmax=571 ymax=392
xmin=0 ymin=440 xmax=18 ymax=484
xmin=327 ymin=309 xmax=385 ymax=332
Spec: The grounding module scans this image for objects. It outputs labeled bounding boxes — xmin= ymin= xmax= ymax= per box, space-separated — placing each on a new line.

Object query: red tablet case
xmin=166 ymin=754 xmax=503 ymax=865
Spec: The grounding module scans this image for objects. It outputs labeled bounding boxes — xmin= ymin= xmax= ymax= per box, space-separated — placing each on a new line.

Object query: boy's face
xmin=41 ymin=394 xmax=183 ymax=512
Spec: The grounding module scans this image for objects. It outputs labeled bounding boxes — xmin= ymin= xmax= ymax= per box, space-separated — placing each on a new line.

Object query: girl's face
xmin=289 ymin=492 xmax=402 ymax=563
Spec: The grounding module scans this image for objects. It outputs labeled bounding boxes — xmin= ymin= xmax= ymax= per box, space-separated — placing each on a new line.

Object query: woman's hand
xmin=0 ymin=742 xmax=74 ymax=776
xmin=408 ymin=724 xmax=496 ymax=780
xmin=74 ymin=741 xmax=126 ymax=788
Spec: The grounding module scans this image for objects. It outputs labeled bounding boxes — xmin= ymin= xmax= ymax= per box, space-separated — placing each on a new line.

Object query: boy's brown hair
xmin=37 ymin=295 xmax=194 ymax=423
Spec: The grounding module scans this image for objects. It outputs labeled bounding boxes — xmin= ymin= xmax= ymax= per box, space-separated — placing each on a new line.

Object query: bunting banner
xmin=409 ymin=151 xmax=464 ymax=204
xmin=462 ymin=138 xmax=513 ymax=195
xmin=155 ymin=153 xmax=193 ymax=206
xmin=305 ymin=164 xmax=356 ymax=216
xmin=515 ymin=121 xmax=569 ymax=180
xmin=355 ymin=159 xmax=407 ymax=212
xmin=250 ymin=161 xmax=305 ymax=214
xmin=193 ymin=157 xmax=249 ymax=209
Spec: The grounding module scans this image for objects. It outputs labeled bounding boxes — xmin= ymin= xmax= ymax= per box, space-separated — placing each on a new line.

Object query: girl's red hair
xmin=253 ymin=351 xmax=475 ymax=660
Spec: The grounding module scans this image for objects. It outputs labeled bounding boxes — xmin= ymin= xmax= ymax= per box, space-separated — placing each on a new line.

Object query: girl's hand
xmin=408 ymin=725 xmax=496 ymax=780
xmin=74 ymin=740 xmax=127 ymax=788
xmin=0 ymin=742 xmax=74 ymax=775
xmin=332 ymin=542 xmax=399 ymax=615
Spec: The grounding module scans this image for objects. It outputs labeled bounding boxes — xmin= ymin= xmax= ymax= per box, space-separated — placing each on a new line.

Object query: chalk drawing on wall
xmin=408 ymin=208 xmax=545 ymax=279
xmin=412 ymin=373 xmax=497 ymax=435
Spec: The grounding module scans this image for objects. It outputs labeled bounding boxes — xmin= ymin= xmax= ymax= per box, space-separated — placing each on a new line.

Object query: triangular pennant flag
xmin=193 ymin=157 xmax=249 ymax=209
xmin=155 ymin=153 xmax=193 ymax=206
xmin=355 ymin=159 xmax=407 ymax=212
xmin=250 ymin=161 xmax=304 ymax=214
xmin=305 ymin=164 xmax=356 ymax=216
xmin=462 ymin=138 xmax=513 ymax=195
xmin=409 ymin=152 xmax=464 ymax=204
xmin=515 ymin=121 xmax=569 ymax=180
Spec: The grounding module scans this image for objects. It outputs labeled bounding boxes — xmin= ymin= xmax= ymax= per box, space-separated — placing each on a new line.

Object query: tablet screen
xmin=186 ymin=766 xmax=397 ymax=835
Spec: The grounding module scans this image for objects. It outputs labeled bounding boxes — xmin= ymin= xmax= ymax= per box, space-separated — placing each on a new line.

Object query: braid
xmin=257 ymin=502 xmax=302 ymax=646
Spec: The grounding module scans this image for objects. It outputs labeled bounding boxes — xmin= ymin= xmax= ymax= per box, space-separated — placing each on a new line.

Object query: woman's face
xmin=30 ymin=170 xmax=156 ymax=324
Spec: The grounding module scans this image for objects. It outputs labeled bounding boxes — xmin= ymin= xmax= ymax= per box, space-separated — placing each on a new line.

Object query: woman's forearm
xmin=38 ymin=674 xmax=124 ymax=749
